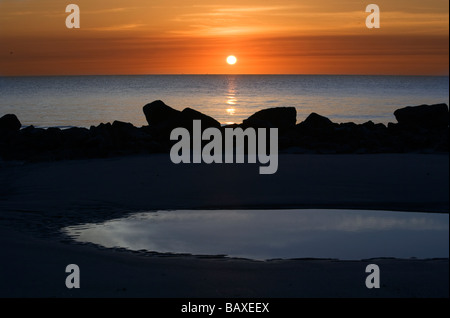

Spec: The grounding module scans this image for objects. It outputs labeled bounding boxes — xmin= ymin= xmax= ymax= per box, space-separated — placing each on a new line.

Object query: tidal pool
xmin=62 ymin=209 xmax=449 ymax=260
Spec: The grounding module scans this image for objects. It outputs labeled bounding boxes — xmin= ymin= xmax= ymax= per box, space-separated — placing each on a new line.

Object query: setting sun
xmin=227 ymin=56 xmax=237 ymax=65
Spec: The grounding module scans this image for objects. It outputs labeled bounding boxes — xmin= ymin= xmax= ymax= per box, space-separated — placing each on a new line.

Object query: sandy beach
xmin=1 ymin=0 xmax=448 ymax=307
xmin=0 ymin=153 xmax=448 ymax=298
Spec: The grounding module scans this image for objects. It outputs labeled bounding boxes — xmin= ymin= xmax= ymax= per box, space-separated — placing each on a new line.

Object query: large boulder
xmin=143 ymin=100 xmax=220 ymax=133
xmin=110 ymin=120 xmax=152 ymax=147
xmin=143 ymin=100 xmax=181 ymax=126
xmin=179 ymin=108 xmax=221 ymax=130
xmin=299 ymin=112 xmax=335 ymax=130
xmin=0 ymin=114 xmax=21 ymax=133
xmin=293 ymin=113 xmax=336 ymax=143
xmin=242 ymin=107 xmax=297 ymax=130
xmin=394 ymin=104 xmax=449 ymax=129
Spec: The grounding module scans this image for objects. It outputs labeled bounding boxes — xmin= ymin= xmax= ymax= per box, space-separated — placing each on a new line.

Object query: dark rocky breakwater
xmin=0 ymin=101 xmax=448 ymax=162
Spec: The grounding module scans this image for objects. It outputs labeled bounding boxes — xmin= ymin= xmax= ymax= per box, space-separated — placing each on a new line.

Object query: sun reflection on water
xmin=225 ymin=76 xmax=238 ymax=122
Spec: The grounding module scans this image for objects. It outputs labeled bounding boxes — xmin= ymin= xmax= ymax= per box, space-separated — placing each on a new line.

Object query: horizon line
xmin=1 ymin=73 xmax=449 ymax=78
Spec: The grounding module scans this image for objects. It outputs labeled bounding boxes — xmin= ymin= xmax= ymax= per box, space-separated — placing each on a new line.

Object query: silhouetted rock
xmin=293 ymin=113 xmax=334 ymax=141
xmin=63 ymin=127 xmax=90 ymax=143
xmin=300 ymin=113 xmax=335 ymax=130
xmin=142 ymin=101 xmax=220 ymax=138
xmin=42 ymin=127 xmax=64 ymax=150
xmin=1 ymin=102 xmax=449 ymax=162
xmin=112 ymin=120 xmax=135 ymax=131
xmin=394 ymin=104 xmax=449 ymax=129
xmin=19 ymin=126 xmax=46 ymax=143
xmin=143 ymin=100 xmax=181 ymax=126
xmin=0 ymin=114 xmax=21 ymax=132
xmin=110 ymin=120 xmax=157 ymax=153
xmin=179 ymin=108 xmax=221 ymax=130
xmin=242 ymin=107 xmax=297 ymax=130
xmin=111 ymin=120 xmax=142 ymax=140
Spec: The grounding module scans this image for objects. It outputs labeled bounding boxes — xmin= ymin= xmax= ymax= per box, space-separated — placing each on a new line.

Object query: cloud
xmin=168 ymin=5 xmax=449 ymax=38
xmin=82 ymin=7 xmax=141 ymax=15
xmin=86 ymin=23 xmax=147 ymax=32
xmin=168 ymin=5 xmax=309 ymax=37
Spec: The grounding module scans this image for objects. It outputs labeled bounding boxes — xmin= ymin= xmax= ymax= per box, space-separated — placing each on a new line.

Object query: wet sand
xmin=0 ymin=153 xmax=448 ymax=298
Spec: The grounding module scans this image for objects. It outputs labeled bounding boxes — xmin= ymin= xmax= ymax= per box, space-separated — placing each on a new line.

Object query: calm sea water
xmin=0 ymin=75 xmax=448 ymax=128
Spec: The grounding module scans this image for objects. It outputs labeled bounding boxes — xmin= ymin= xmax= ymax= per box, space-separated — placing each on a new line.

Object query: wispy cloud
xmin=83 ymin=7 xmax=141 ymax=15
xmin=173 ymin=5 xmax=300 ymax=21
xmin=169 ymin=5 xmax=305 ymax=36
xmin=87 ymin=23 xmax=147 ymax=32
xmin=169 ymin=5 xmax=449 ymax=37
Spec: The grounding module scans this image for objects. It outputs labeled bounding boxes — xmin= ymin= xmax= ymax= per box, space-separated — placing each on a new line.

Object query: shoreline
xmin=1 ymin=153 xmax=448 ymax=235
xmin=0 ymin=153 xmax=448 ymax=298
xmin=1 ymin=223 xmax=448 ymax=298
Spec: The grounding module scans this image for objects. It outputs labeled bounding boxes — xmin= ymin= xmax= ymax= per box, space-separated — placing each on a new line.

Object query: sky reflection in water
xmin=63 ymin=209 xmax=449 ymax=260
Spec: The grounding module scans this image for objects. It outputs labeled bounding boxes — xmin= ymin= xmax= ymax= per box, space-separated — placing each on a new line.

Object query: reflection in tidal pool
xmin=62 ymin=210 xmax=449 ymax=260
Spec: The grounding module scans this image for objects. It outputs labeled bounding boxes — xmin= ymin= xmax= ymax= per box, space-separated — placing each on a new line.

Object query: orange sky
xmin=0 ymin=0 xmax=448 ymax=75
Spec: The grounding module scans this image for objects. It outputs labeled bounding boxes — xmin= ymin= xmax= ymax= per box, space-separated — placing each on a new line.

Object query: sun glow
xmin=227 ymin=55 xmax=237 ymax=65
xmin=0 ymin=1 xmax=447 ymax=76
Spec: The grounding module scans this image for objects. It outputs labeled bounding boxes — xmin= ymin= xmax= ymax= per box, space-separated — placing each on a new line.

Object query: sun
xmin=227 ymin=55 xmax=237 ymax=65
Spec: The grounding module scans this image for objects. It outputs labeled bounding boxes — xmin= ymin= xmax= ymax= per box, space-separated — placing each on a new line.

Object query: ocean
xmin=0 ymin=75 xmax=448 ymax=128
